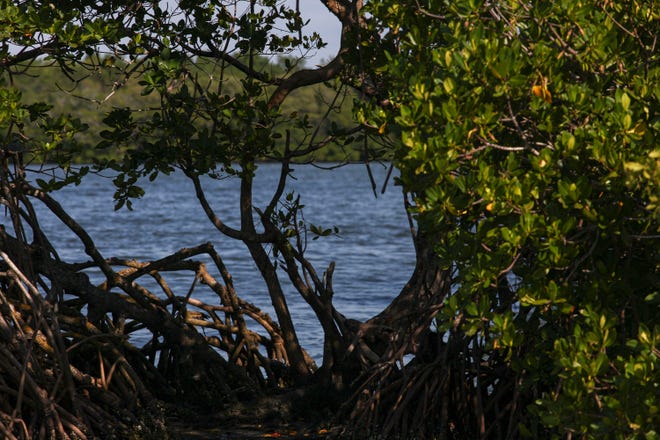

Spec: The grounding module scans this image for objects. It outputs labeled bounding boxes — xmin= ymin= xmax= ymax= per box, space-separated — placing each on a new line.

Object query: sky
xmin=163 ymin=0 xmax=342 ymax=64
xmin=296 ymin=1 xmax=342 ymax=63
xmin=7 ymin=1 xmax=342 ymax=64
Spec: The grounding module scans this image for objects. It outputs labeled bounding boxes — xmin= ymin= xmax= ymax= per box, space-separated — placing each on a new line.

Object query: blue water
xmin=18 ymin=163 xmax=416 ymax=361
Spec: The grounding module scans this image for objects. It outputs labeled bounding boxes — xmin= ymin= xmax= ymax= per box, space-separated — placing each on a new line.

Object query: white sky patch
xmin=4 ymin=1 xmax=342 ymax=66
xmin=161 ymin=0 xmax=341 ymax=64
xmin=296 ymin=1 xmax=341 ymax=63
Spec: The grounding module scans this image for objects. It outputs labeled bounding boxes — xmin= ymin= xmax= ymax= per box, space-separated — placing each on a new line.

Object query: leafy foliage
xmin=1 ymin=1 xmax=376 ymax=437
xmin=365 ymin=0 xmax=659 ymax=436
xmin=5 ymin=57 xmax=359 ymax=164
xmin=3 ymin=0 xmax=658 ymax=438
xmin=1 ymin=0 xmax=365 ymax=171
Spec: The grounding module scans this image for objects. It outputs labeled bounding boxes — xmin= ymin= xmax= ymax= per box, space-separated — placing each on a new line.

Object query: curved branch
xmin=268 ymin=53 xmax=347 ymax=109
xmin=23 ymin=186 xmax=125 ymax=289
xmin=267 ymin=0 xmax=364 ymax=109
xmin=263 ymin=146 xmax=291 ymax=220
xmin=183 ymin=42 xmax=281 ymax=86
xmin=185 ymin=170 xmax=271 ymax=242
xmin=0 ymin=41 xmax=61 ymax=69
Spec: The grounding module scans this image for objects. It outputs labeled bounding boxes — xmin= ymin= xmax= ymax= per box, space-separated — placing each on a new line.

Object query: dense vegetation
xmin=11 ymin=56 xmax=360 ymax=163
xmin=1 ymin=0 xmax=658 ymax=439
xmin=359 ymin=0 xmax=659 ymax=436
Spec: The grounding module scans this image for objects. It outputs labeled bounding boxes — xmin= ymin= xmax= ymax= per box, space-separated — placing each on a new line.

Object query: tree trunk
xmin=363 ymin=228 xmax=451 ymax=360
xmin=239 ymin=166 xmax=313 ymax=381
xmin=322 ymin=227 xmax=452 ymax=392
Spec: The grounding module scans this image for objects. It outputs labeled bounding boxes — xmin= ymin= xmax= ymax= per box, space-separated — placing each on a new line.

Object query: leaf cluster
xmin=1 ymin=0 xmax=372 ymax=187
xmin=3 ymin=56 xmax=359 ymax=165
xmin=367 ymin=0 xmax=659 ymax=436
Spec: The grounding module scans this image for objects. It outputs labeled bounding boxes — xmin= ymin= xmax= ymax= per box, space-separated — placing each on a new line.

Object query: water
xmin=15 ymin=163 xmax=416 ymax=361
